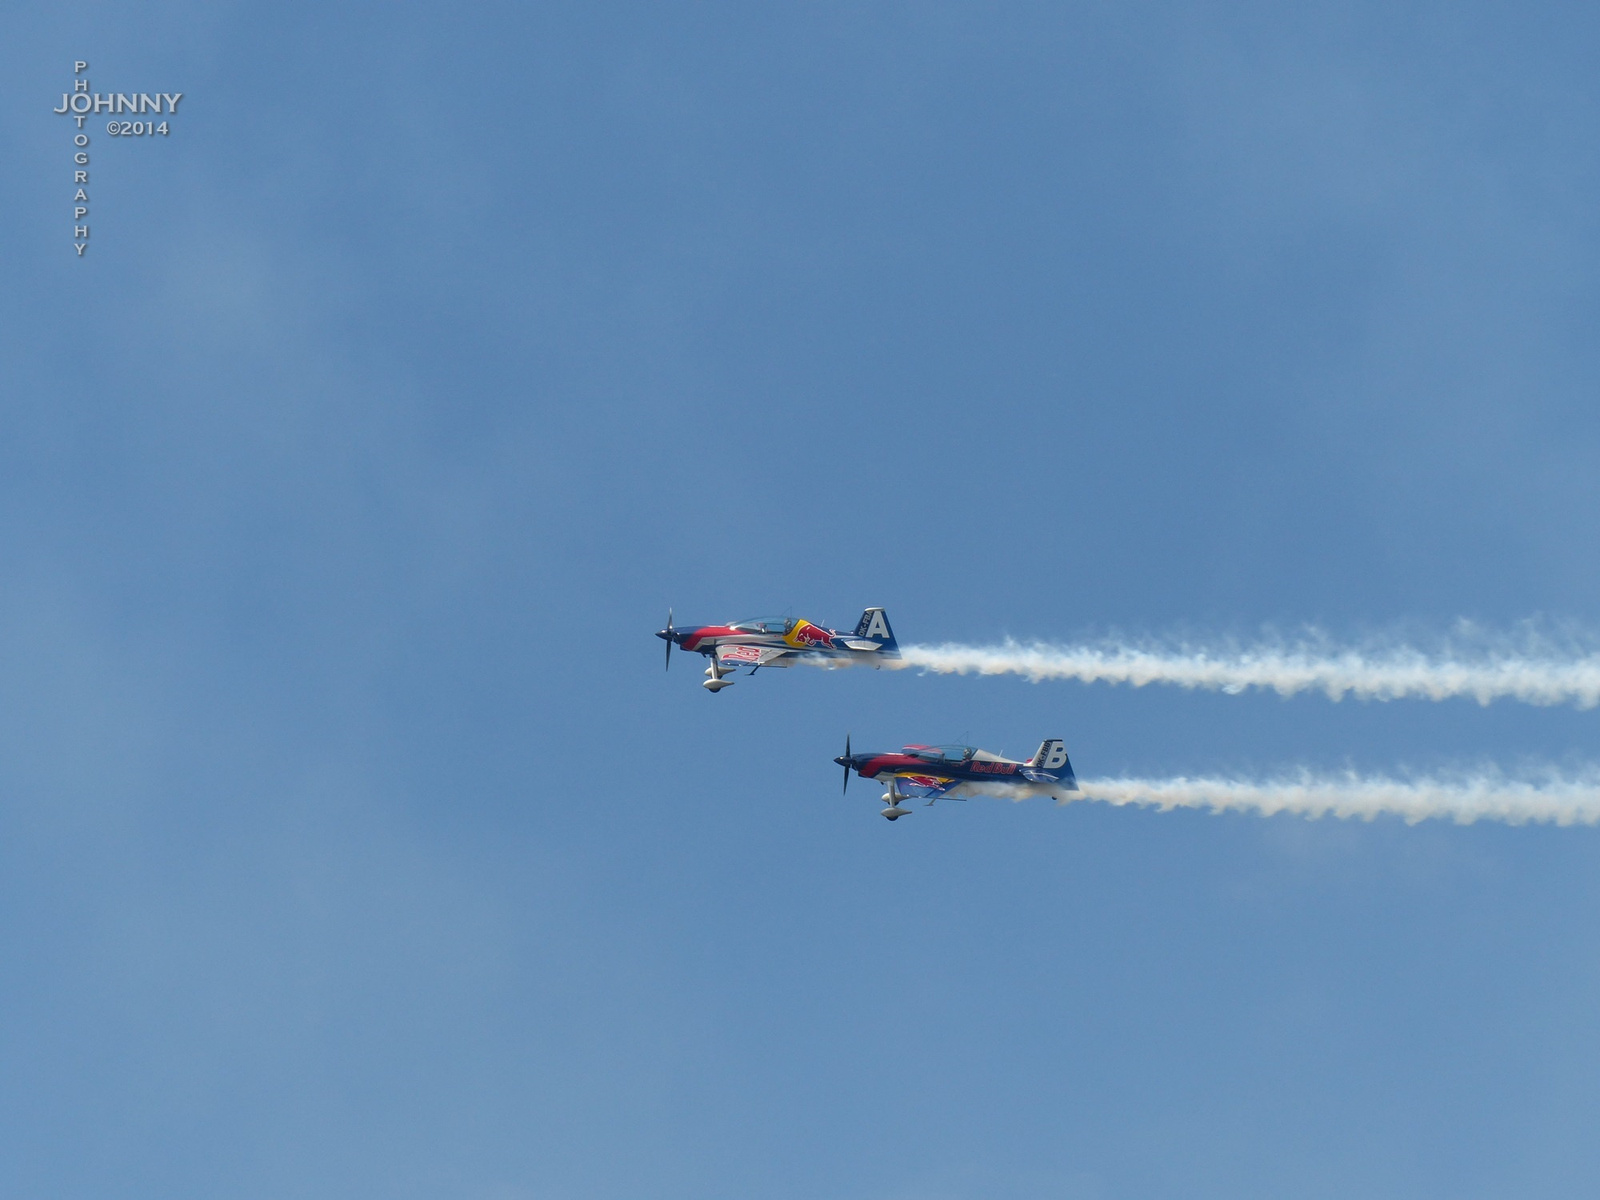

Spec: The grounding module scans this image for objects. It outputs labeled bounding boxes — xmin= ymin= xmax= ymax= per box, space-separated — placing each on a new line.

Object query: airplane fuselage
xmin=658 ymin=608 xmax=899 ymax=689
xmin=835 ymin=739 xmax=1078 ymax=818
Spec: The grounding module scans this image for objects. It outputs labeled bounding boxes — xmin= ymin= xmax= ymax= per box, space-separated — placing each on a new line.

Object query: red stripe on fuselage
xmin=680 ymin=625 xmax=741 ymax=652
xmin=857 ymin=753 xmax=924 ymax=778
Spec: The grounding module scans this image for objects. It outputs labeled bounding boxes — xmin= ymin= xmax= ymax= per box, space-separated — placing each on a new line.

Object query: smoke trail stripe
xmin=895 ymin=638 xmax=1600 ymax=708
xmin=1070 ymin=773 xmax=1600 ymax=825
xmin=937 ymin=773 xmax=1600 ymax=825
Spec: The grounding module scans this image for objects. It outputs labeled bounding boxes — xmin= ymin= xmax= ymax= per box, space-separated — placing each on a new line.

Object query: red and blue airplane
xmin=834 ymin=736 xmax=1078 ymax=820
xmin=657 ymin=607 xmax=898 ymax=691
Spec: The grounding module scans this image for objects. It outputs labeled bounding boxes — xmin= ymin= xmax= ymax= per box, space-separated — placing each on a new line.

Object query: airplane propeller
xmin=663 ymin=608 xmax=674 ymax=671
xmin=842 ymin=733 xmax=851 ymax=794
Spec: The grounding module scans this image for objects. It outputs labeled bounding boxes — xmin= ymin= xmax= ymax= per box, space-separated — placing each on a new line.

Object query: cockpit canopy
xmin=731 ymin=617 xmax=794 ymax=635
xmin=904 ymin=744 xmax=974 ymax=763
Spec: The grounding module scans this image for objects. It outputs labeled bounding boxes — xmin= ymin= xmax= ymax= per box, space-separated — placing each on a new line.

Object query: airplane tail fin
xmin=853 ymin=607 xmax=898 ymax=654
xmin=1025 ymin=739 xmax=1077 ymax=790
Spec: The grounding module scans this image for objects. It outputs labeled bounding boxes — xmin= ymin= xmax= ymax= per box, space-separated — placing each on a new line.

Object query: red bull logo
xmin=785 ymin=620 xmax=833 ymax=649
xmin=970 ymin=761 xmax=1018 ymax=775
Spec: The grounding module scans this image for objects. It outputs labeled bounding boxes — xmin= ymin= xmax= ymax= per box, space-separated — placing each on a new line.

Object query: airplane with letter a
xmin=657 ymin=607 xmax=899 ymax=691
xmin=834 ymin=736 xmax=1078 ymax=820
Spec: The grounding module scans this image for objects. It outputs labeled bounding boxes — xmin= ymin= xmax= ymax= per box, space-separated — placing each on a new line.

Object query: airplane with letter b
xmin=834 ymin=736 xmax=1078 ymax=819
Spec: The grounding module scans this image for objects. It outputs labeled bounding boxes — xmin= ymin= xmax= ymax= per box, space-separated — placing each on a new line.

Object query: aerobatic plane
xmin=657 ymin=607 xmax=898 ymax=691
xmin=834 ymin=736 xmax=1078 ymax=820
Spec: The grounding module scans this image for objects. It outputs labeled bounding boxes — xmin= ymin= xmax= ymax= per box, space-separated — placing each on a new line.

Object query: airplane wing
xmin=837 ymin=638 xmax=887 ymax=651
xmin=889 ymin=773 xmax=963 ymax=800
xmin=715 ymin=644 xmax=794 ymax=669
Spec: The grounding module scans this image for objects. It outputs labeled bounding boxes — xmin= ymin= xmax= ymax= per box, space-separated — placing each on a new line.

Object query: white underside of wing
xmin=716 ymin=644 xmax=793 ymax=668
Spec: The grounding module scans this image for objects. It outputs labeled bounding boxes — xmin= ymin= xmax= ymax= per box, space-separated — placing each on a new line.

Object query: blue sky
xmin=7 ymin=3 xmax=1600 ymax=1197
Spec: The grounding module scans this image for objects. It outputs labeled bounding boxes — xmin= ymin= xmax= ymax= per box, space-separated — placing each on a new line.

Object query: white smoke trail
xmin=895 ymin=626 xmax=1600 ymax=708
xmin=1074 ymin=771 xmax=1600 ymax=825
xmin=953 ymin=770 xmax=1600 ymax=825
